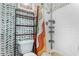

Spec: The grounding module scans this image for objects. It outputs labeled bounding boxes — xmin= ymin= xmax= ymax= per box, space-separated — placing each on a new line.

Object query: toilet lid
xmin=23 ymin=52 xmax=36 ymax=56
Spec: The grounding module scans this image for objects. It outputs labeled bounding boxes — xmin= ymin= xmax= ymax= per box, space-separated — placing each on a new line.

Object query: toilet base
xmin=23 ymin=52 xmax=36 ymax=56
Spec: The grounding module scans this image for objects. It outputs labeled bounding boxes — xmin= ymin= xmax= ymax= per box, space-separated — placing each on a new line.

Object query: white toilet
xmin=17 ymin=40 xmax=37 ymax=56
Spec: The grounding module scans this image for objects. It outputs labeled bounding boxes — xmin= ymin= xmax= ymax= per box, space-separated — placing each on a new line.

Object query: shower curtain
xmin=34 ymin=4 xmax=46 ymax=56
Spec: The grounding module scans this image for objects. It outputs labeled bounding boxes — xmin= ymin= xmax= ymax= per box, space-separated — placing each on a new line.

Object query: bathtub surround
xmin=53 ymin=4 xmax=79 ymax=55
xmin=44 ymin=3 xmax=69 ymax=51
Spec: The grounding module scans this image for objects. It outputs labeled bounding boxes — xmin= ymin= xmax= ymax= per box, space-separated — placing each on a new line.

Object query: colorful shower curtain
xmin=34 ymin=5 xmax=46 ymax=56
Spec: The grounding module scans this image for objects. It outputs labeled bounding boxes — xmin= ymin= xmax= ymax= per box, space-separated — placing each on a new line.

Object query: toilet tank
xmin=17 ymin=40 xmax=34 ymax=54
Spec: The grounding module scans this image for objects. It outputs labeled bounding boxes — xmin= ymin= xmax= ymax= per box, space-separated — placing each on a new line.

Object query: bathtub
xmin=41 ymin=50 xmax=63 ymax=56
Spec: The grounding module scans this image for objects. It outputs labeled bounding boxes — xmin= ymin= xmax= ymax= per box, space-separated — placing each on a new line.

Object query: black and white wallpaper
xmin=0 ymin=3 xmax=16 ymax=56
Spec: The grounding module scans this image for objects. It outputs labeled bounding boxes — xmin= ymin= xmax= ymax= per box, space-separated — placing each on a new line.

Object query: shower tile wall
xmin=0 ymin=3 xmax=17 ymax=56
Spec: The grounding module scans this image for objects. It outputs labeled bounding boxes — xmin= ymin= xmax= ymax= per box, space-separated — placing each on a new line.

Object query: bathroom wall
xmin=0 ymin=3 xmax=17 ymax=56
xmin=43 ymin=3 xmax=69 ymax=51
xmin=53 ymin=4 xmax=79 ymax=55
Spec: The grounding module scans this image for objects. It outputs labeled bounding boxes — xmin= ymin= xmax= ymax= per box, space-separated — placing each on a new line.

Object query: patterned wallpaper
xmin=0 ymin=3 xmax=17 ymax=56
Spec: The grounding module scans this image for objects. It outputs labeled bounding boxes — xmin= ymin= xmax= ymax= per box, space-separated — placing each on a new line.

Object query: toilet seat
xmin=23 ymin=52 xmax=36 ymax=56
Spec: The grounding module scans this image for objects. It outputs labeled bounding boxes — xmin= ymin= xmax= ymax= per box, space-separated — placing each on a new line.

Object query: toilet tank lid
xmin=17 ymin=40 xmax=34 ymax=44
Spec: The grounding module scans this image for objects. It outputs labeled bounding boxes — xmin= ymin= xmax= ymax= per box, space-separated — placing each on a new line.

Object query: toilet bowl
xmin=23 ymin=52 xmax=36 ymax=56
xmin=17 ymin=40 xmax=36 ymax=56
